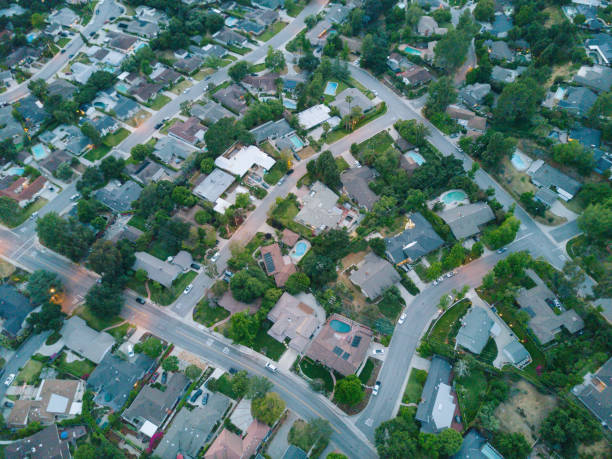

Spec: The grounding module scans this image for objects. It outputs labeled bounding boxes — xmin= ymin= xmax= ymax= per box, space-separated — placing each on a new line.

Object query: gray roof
xmin=528 ymin=161 xmax=581 ymax=198
xmin=558 ymin=86 xmax=598 ymax=116
xmin=488 ymin=40 xmax=514 ymax=61
xmin=573 ymin=65 xmax=612 ymax=93
xmin=349 ymin=252 xmax=400 ymax=300
xmin=252 ymin=0 xmax=284 ymax=9
xmin=330 ymin=87 xmax=374 ymax=117
xmin=459 ymin=83 xmax=491 ymax=107
xmin=586 ymin=33 xmax=612 ymax=63
xmin=491 ymin=66 xmax=518 ymax=83
xmin=213 ymin=28 xmax=248 ymax=46
xmin=574 ymin=357 xmax=612 ymax=431
xmin=295 ymin=181 xmax=342 ymax=230
xmin=282 ymin=445 xmax=308 ymax=459
xmin=437 ymin=202 xmax=494 ymax=239
xmin=48 ymin=7 xmax=78 ymax=27
xmin=502 ymin=339 xmax=530 ymax=367
xmin=47 ymin=79 xmax=76 ymax=99
xmin=415 ymin=356 xmax=452 ymax=433
xmin=326 ymin=3 xmax=352 ymax=24
xmin=0 ymin=285 xmax=32 ymax=337
xmin=534 ymin=187 xmax=558 ymax=207
xmin=125 ymin=19 xmax=159 ymax=38
xmin=123 ymin=372 xmax=190 ymax=428
xmin=490 ymin=13 xmax=513 ymax=36
xmin=133 ymin=252 xmax=182 ymax=288
xmin=452 ymin=429 xmax=504 ymax=459
xmin=193 ymin=168 xmax=235 ymax=202
xmin=385 ymin=212 xmax=444 ymax=264
xmin=154 ymin=392 xmax=231 ymax=458
xmin=455 ymin=307 xmax=493 ymax=355
xmin=113 ymin=95 xmax=140 ymax=120
xmin=5 ymin=425 xmax=67 ymax=459
xmin=127 ymin=160 xmax=165 ymax=185
xmin=153 ymin=136 xmax=192 ymax=164
xmin=340 ymin=166 xmax=379 ymax=210
xmin=88 ymin=352 xmax=155 ymax=411
xmin=569 ymin=126 xmax=601 ymax=148
xmin=94 ymin=180 xmax=142 ymax=213
xmin=250 ymin=119 xmax=294 ymax=144
xmin=61 ymin=316 xmax=114 ymax=364
xmin=191 ymin=100 xmax=234 ymax=124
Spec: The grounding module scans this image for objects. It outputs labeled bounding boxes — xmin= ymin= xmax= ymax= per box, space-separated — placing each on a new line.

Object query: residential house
xmin=0 ymin=106 xmax=24 ymax=146
xmin=0 ymin=70 xmax=12 ymax=87
xmin=267 ymin=292 xmax=323 ymax=352
xmin=573 ymin=357 xmax=612 ymax=432
xmin=593 ymin=149 xmax=612 ymax=175
xmin=126 ymin=160 xmax=166 ymax=185
xmin=282 ymin=446 xmax=309 ymax=459
xmin=205 ymin=420 xmax=270 ymax=459
xmin=558 ymin=86 xmax=598 ymax=117
xmin=452 ymin=429 xmax=505 ymax=459
xmin=5 ymin=424 xmax=85 ymax=459
xmin=16 ymin=96 xmax=48 ymax=132
xmin=399 ymin=65 xmax=433 ymax=87
xmin=214 ymin=84 xmax=247 ymax=114
xmin=69 ymin=62 xmax=95 ymax=84
xmin=417 ymin=16 xmax=447 ymax=36
xmin=305 ymin=19 xmax=333 ymax=46
xmin=193 ymin=168 xmax=235 ymax=202
xmin=0 ymin=176 xmax=47 ymax=208
xmin=281 ymin=229 xmax=300 ymax=247
xmin=108 ymin=33 xmax=138 ymax=53
xmin=326 ymin=3 xmax=352 ymax=24
xmin=236 ymin=19 xmax=265 ymax=36
xmin=152 ymin=137 xmax=192 ymax=165
xmin=168 ymin=117 xmax=207 ymax=146
xmin=437 ymin=202 xmax=495 ymax=240
xmin=40 ymin=124 xmax=92 ymax=155
xmin=486 ymin=40 xmax=515 ymax=62
xmin=61 ymin=316 xmax=114 ymax=364
xmin=5 ymin=47 xmax=42 ymax=68
xmin=491 ymin=66 xmax=519 ymax=84
xmin=502 ymin=339 xmax=531 ymax=369
xmin=133 ymin=252 xmax=182 ymax=288
xmin=47 ymin=8 xmax=79 ymax=27
xmin=515 ymin=269 xmax=585 ymax=344
xmin=295 ymin=181 xmax=343 ymax=231
xmin=191 ymin=100 xmax=234 ymax=124
xmin=215 ymin=144 xmax=275 ymax=177
xmin=0 ymin=285 xmax=33 ymax=339
xmin=527 ymin=159 xmax=582 ymax=201
xmin=130 ymin=81 xmax=163 ymax=104
xmin=243 ymin=73 xmax=279 ymax=95
xmin=245 ymin=8 xmax=279 ymax=27
xmin=113 ymin=96 xmax=140 ymax=121
xmin=349 ymin=252 xmax=401 ymax=300
xmin=174 ymin=56 xmax=204 ymax=75
xmin=569 ymin=126 xmax=601 ymax=148
xmin=94 ymin=180 xmax=142 ymax=213
xmin=125 ymin=20 xmax=160 ymax=39
xmin=297 ymin=104 xmax=331 ymax=130
xmin=305 ymin=314 xmax=373 ymax=376
xmin=282 ymin=74 xmax=307 ymax=94
xmin=252 ymin=0 xmax=284 ymax=9
xmin=47 ymin=79 xmax=76 ymax=99
xmin=330 ymin=88 xmax=374 ymax=117
xmin=122 ymin=372 xmax=190 ymax=438
xmin=261 ymin=243 xmax=296 ymax=287
xmin=459 ymin=83 xmax=491 ymax=108
xmin=155 ymin=392 xmax=232 ymax=458
xmin=38 ymin=150 xmax=72 ymax=177
xmin=488 ymin=13 xmax=513 ymax=38
xmin=573 ymin=64 xmax=612 ymax=93
xmin=387 ymin=52 xmax=412 ymax=73
xmin=384 ymin=212 xmax=445 ymax=265
xmin=7 ymin=379 xmax=85 ymax=428
xmin=89 ymin=114 xmax=119 ymax=136
xmin=415 ymin=356 xmax=457 ymax=433
xmin=250 ymin=119 xmax=294 ymax=144
xmin=151 ymin=66 xmax=182 ymax=87
xmin=340 ymin=166 xmax=379 ymax=210
xmin=455 ymin=307 xmax=498 ymax=355
xmin=213 ymin=28 xmax=249 ymax=47
xmin=87 ymin=352 xmax=155 ymax=411
xmin=0 ymin=4 xmax=26 ymax=17
xmin=586 ymin=33 xmax=612 ymax=66
xmin=200 ymin=44 xmax=229 ymax=60
xmin=534 ymin=187 xmax=559 ymax=208
xmin=134 ymin=6 xmax=170 ymax=25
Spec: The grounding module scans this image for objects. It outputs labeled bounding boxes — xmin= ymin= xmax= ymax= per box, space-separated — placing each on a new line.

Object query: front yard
xmin=299 ymin=357 xmax=334 ymax=393
xmin=402 ymin=368 xmax=427 ymax=404
xmin=147 ymin=94 xmax=172 ymax=110
xmin=150 ymin=270 xmax=198 ymax=306
xmin=259 ymin=21 xmax=287 ymax=42
xmin=193 ymin=298 xmax=230 ymax=327
xmin=16 ymin=360 xmax=44 ymax=385
xmin=75 ymin=305 xmax=122 ymax=332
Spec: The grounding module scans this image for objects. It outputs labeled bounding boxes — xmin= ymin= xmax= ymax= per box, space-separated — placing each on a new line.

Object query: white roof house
xmin=297 ymin=104 xmax=331 ymax=130
xmin=431 ymin=383 xmax=455 ymax=431
xmin=214 ymin=145 xmax=275 ymax=177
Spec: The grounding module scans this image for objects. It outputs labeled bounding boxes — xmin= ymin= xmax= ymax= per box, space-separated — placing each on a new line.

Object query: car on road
xmin=265 ymin=362 xmax=278 ymax=374
xmin=30 ymin=212 xmax=39 ymax=220
xmin=190 ymin=263 xmax=201 ymax=270
xmin=497 ymin=247 xmax=507 ymax=254
xmin=278 ymin=177 xmax=285 ymax=185
xmin=184 ymin=284 xmax=193 ymax=294
xmin=70 ymin=193 xmax=80 ymax=201
xmin=183 ymin=89 xmax=189 ymax=94
xmin=201 ymin=392 xmax=209 ymax=405
xmin=261 ymin=182 xmax=270 ymax=189
xmin=433 ymin=280 xmax=438 ymax=286
xmin=135 ymin=297 xmax=146 ymax=304
xmin=210 ymin=252 xmax=220 ymax=263
xmin=4 ymin=374 xmax=15 ymax=386
xmin=286 ymin=169 xmax=294 ymax=175
xmin=398 ymin=313 xmax=407 ymax=325
xmin=372 ymin=381 xmax=381 ymax=396
xmin=190 ymin=388 xmax=203 ymax=403
xmin=89 ymin=31 xmax=95 ymax=37
xmin=61 ymin=49 xmax=66 ymax=54
xmin=437 ymin=276 xmax=444 ymax=283
xmin=229 ymin=367 xmax=238 ymax=374
xmin=68 ymin=54 xmax=74 ymax=58
xmin=372 ymin=349 xmax=384 ymax=355
xmin=4 ymin=401 xmax=13 ymax=408
xmin=155 ymin=122 xmax=163 ymax=129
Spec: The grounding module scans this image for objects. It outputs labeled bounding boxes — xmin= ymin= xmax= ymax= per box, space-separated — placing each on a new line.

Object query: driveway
xmin=550 ymin=220 xmax=582 ymax=244
xmin=0 ymin=332 xmax=50 ymax=401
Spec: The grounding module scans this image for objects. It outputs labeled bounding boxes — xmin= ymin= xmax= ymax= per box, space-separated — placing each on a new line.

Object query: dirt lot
xmin=0 ymin=260 xmax=15 ymax=279
xmin=578 ymin=439 xmax=612 ymax=458
xmin=338 ymin=251 xmax=370 ymax=314
xmin=495 ymin=380 xmax=558 ymax=444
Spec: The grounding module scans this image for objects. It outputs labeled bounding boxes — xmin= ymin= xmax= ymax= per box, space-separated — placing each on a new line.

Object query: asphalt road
xmin=0 ymin=0 xmax=124 ymax=104
xmin=0 ymin=332 xmax=50 ymax=401
xmin=550 ymin=220 xmax=582 ymax=243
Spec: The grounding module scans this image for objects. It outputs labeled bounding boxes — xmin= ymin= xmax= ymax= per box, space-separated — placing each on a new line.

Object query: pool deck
xmin=427 ymin=189 xmax=469 ymax=210
xmin=289 ymin=239 xmax=310 ymax=263
xmin=511 ymin=150 xmax=533 ymax=172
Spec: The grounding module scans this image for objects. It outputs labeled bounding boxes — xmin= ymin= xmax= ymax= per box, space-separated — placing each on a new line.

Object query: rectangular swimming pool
xmin=324 ymin=81 xmax=338 ymax=96
xmin=289 ymin=134 xmax=304 ymax=151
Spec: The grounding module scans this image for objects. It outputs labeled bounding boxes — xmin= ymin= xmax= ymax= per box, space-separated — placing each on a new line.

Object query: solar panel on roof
xmin=263 ymin=252 xmax=276 ymax=273
xmin=342 ymin=352 xmax=350 ymax=360
xmin=351 ymin=336 xmax=362 ymax=347
xmin=333 ymin=346 xmax=343 ymax=356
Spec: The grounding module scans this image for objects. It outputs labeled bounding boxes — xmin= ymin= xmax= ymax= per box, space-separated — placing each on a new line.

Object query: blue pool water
xmin=511 ymin=154 xmax=525 ymax=170
xmin=115 ymin=83 xmax=129 ymax=93
xmin=289 ymin=134 xmax=304 ymax=151
xmin=407 ymin=151 xmax=425 ymax=165
xmin=330 ymin=319 xmax=351 ymax=333
xmin=6 ymin=167 xmax=24 ymax=176
xmin=31 ymin=144 xmax=48 ymax=160
xmin=401 ymin=45 xmax=422 ymax=56
xmin=294 ymin=241 xmax=308 ymax=256
xmin=442 ymin=190 xmax=467 ymax=204
xmin=283 ymin=99 xmax=297 ymax=109
xmin=324 ymin=81 xmax=338 ymax=96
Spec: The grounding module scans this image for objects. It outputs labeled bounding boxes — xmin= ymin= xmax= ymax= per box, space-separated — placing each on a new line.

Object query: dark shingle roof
xmin=0 ymin=285 xmax=32 ymax=337
xmin=384 ymin=212 xmax=444 ymax=264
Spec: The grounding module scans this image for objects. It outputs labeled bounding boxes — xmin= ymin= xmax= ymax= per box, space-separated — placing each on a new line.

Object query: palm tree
xmin=345 ymin=95 xmax=353 ymax=130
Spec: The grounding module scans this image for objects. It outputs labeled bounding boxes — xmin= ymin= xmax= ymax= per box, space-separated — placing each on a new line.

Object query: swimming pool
xmin=115 ymin=83 xmax=129 ymax=94
xmin=6 ymin=167 xmax=24 ymax=176
xmin=442 ymin=190 xmax=467 ymax=205
xmin=324 ymin=81 xmax=338 ymax=96
xmin=400 ymin=44 xmax=423 ymax=56
xmin=283 ymin=99 xmax=297 ymax=110
xmin=294 ymin=240 xmax=308 ymax=257
xmin=511 ymin=151 xmax=532 ymax=171
xmin=289 ymin=134 xmax=304 ymax=151
xmin=31 ymin=144 xmax=48 ymax=161
xmin=407 ymin=151 xmax=425 ymax=166
xmin=330 ymin=319 xmax=351 ymax=333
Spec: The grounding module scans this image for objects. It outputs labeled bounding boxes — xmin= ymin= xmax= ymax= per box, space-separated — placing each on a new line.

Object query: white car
xmin=372 ymin=381 xmax=381 ymax=396
xmin=210 ymin=251 xmax=220 ymax=263
xmin=265 ymin=362 xmax=278 ymax=374
xmin=372 ymin=349 xmax=384 ymax=355
xmin=398 ymin=313 xmax=407 ymax=325
xmin=433 ymin=280 xmax=439 ymax=286
xmin=4 ymin=373 xmax=15 ymax=386
xmin=183 ymin=284 xmax=193 ymax=294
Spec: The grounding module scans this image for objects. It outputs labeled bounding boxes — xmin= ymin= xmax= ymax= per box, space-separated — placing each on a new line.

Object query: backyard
xmin=54 ymin=352 xmax=96 ymax=379
xmin=455 ymin=369 xmax=488 ymax=425
xmin=193 ymin=298 xmax=230 ymax=327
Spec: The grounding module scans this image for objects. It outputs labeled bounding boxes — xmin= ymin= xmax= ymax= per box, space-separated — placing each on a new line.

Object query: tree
xmin=131 ymin=144 xmax=154 ymax=162
xmin=265 ymin=46 xmax=286 ymax=72
xmin=85 ymin=283 xmax=123 ymax=318
xmin=474 ymin=132 xmax=516 ymax=170
xmin=26 ymin=270 xmax=63 ymax=305
xmin=484 ymin=215 xmax=520 ymax=249
xmin=302 ymin=253 xmax=337 ymax=287
xmin=227 ymin=311 xmax=258 ymax=345
xmin=434 ymin=30 xmax=470 ymax=73
xmin=369 ymin=238 xmax=386 ymax=257
xmin=306 ymin=150 xmax=341 ymax=190
xmin=228 ymin=61 xmax=250 ymax=82
xmin=235 ymin=193 xmax=250 ymax=209
xmin=172 ymin=186 xmax=197 ymax=207
xmin=493 ymin=432 xmax=531 ymax=459
xmin=334 ymin=375 xmax=364 ymax=406
xmin=55 ymin=163 xmax=73 ymax=181
xmin=247 ymin=376 xmax=273 ymax=399
xmin=285 ymin=272 xmax=311 ymax=294
xmin=185 ymin=364 xmax=202 ymax=380
xmin=424 ymin=77 xmax=456 ymax=116
xmin=552 ymin=141 xmax=594 ymax=176
xmin=28 ymin=78 xmax=48 ymax=100
xmin=230 ymin=270 xmax=268 ymax=303
xmin=375 ymin=415 xmax=418 ymax=459
xmin=494 ymin=78 xmax=544 ymax=125
xmin=134 ymin=337 xmax=163 ymax=358
xmin=473 ymin=0 xmax=494 ymax=22
xmin=437 ymin=428 xmax=463 ymax=456
xmin=251 ymin=392 xmax=285 ymax=425
xmin=230 ymin=370 xmax=250 ymax=398
xmin=299 ymin=52 xmax=319 ymax=72
xmin=578 ymin=201 xmax=612 ymax=243
xmin=80 ymin=122 xmax=102 ymax=146
xmin=36 ymin=213 xmax=94 ymax=262
xmin=361 ymin=34 xmax=388 ymax=74
xmin=27 ymin=302 xmax=65 ymax=333
xmin=88 ymin=239 xmax=125 ymax=280
xmin=540 ymin=405 xmax=602 ymax=455
xmin=31 ymin=12 xmax=45 ymax=29
xmin=200 ymin=157 xmax=215 ymax=174
xmin=162 ymin=355 xmax=179 ymax=372
xmin=394 ymin=120 xmax=429 ymax=147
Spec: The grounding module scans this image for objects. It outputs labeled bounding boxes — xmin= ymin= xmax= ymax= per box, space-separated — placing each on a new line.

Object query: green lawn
xmin=103 ymin=128 xmax=130 ymax=147
xmin=300 ymin=357 xmax=334 ymax=393
xmin=213 ymin=373 xmax=239 ymax=399
xmin=0 ymin=197 xmax=48 ymax=228
xmin=147 ymin=94 xmax=172 ymax=110
xmin=479 ymin=337 xmax=498 ymax=365
xmin=128 ymin=214 xmax=147 ymax=231
xmin=193 ymin=298 xmax=230 ymax=327
xmin=57 ymin=37 xmax=70 ymax=48
xmin=107 ymin=323 xmax=130 ymax=342
xmin=16 ymin=360 xmax=43 ymax=385
xmin=55 ymin=352 xmax=96 ymax=379
xmin=259 ymin=21 xmax=287 ymax=42
xmin=270 ymin=196 xmax=312 ymax=238
xmin=356 ymin=126 xmax=394 ymax=154
xmin=75 ymin=305 xmax=122 ymax=332
xmin=160 ymin=118 xmax=180 ymax=134
xmin=250 ymin=62 xmax=266 ymax=73
xmin=151 ymin=270 xmax=198 ymax=306
xmin=252 ymin=321 xmax=286 ymax=361
xmin=358 ymin=358 xmax=374 ymax=384
xmin=428 ymin=299 xmax=471 ymax=345
xmin=335 ymin=157 xmax=350 ymax=173
xmin=264 ymin=162 xmax=286 ymax=185
xmin=84 ymin=144 xmax=111 ymax=161
xmin=403 ymin=368 xmax=427 ymax=404
xmin=455 ymin=369 xmax=488 ymax=425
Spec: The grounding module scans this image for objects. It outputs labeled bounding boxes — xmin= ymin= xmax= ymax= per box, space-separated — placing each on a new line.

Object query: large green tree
xmin=26 ymin=270 xmax=63 ymax=305
xmin=334 ymin=375 xmax=364 ymax=406
xmin=424 ymin=77 xmax=456 ymax=116
xmin=493 ymin=432 xmax=531 ymax=459
xmin=434 ymin=30 xmax=470 ymax=73
xmin=494 ymin=78 xmax=545 ymax=125
xmin=251 ymin=392 xmax=286 ymax=425
xmin=85 ymin=283 xmax=123 ymax=318
xmin=578 ymin=200 xmax=612 ymax=243
xmin=230 ymin=269 xmax=268 ymax=303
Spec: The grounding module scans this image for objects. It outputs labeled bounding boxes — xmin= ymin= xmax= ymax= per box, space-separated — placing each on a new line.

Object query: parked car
xmin=372 ymin=349 xmax=384 ymax=355
xmin=155 ymin=122 xmax=163 ymax=129
xmin=3 ymin=373 xmax=14 ymax=386
xmin=190 ymin=263 xmax=201 ymax=270
xmin=433 ymin=280 xmax=439 ymax=286
xmin=190 ymin=388 xmax=203 ymax=403
xmin=372 ymin=381 xmax=381 ymax=396
xmin=265 ymin=362 xmax=278 ymax=374
xmin=161 ymin=372 xmax=167 ymax=384
xmin=70 ymin=193 xmax=80 ymax=201
xmin=228 ymin=367 xmax=237 ymax=375
xmin=183 ymin=284 xmax=193 ymax=294
xmin=4 ymin=401 xmax=13 ymax=408
xmin=286 ymin=169 xmax=294 ymax=175
xmin=210 ymin=252 xmax=220 ymax=263
xmin=398 ymin=313 xmax=407 ymax=325
xmin=497 ymin=247 xmax=507 ymax=254
xmin=61 ymin=49 xmax=66 ymax=54
xmin=135 ymin=297 xmax=146 ymax=304
xmin=201 ymin=392 xmax=209 ymax=405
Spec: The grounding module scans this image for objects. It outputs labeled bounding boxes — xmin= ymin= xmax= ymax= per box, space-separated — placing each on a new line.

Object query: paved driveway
xmin=0 ymin=332 xmax=50 ymax=401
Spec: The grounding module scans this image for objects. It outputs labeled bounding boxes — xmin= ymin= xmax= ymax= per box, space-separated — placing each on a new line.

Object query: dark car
xmin=155 ymin=122 xmax=163 ymax=129
xmin=201 ymin=393 xmax=209 ymax=405
xmin=190 ymin=388 xmax=203 ymax=403
xmin=229 ymin=367 xmax=237 ymax=375
xmin=89 ymin=31 xmax=95 ymax=37
xmin=286 ymin=169 xmax=294 ymax=175
xmin=135 ymin=297 xmax=146 ymax=304
xmin=161 ymin=371 xmax=167 ymax=384
xmin=190 ymin=263 xmax=201 ymax=270
xmin=60 ymin=49 xmax=66 ymax=54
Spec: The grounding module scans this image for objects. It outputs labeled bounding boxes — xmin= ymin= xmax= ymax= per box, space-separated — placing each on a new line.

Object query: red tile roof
xmin=0 ymin=176 xmax=47 ymax=203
